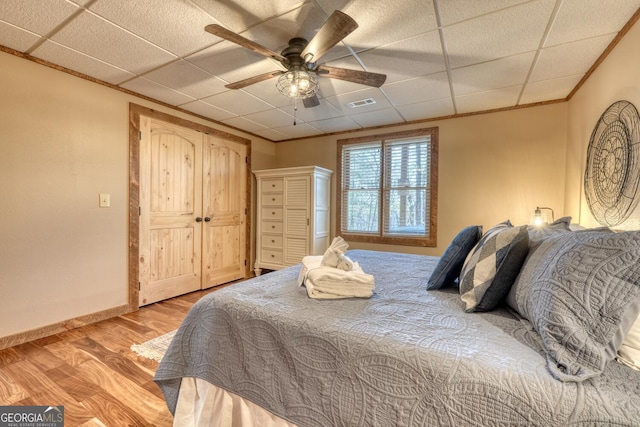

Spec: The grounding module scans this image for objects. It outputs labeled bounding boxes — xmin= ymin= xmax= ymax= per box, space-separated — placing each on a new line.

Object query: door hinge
xmin=139 ymin=131 xmax=142 ymax=140
xmin=244 ymin=259 xmax=247 ymax=266
xmin=245 ymin=157 xmax=248 ymax=164
xmin=139 ymin=206 xmax=141 ymax=216
xmin=138 ymin=281 xmax=141 ymax=290
xmin=245 ymin=208 xmax=248 ymax=215
xmin=307 ymin=218 xmax=310 ymax=226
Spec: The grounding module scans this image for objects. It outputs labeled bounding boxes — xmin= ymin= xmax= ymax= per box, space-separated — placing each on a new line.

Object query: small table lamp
xmin=530 ymin=206 xmax=555 ymax=226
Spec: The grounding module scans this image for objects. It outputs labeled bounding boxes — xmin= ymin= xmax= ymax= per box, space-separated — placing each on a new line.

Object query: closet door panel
xmin=139 ymin=117 xmax=202 ymax=306
xmin=202 ymin=135 xmax=247 ymax=288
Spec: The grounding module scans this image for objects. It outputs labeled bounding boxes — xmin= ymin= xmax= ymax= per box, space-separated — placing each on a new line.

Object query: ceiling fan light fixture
xmin=276 ymin=69 xmax=318 ymax=99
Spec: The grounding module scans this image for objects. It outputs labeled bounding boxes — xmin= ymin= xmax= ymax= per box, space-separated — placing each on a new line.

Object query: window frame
xmin=337 ymin=127 xmax=438 ymax=247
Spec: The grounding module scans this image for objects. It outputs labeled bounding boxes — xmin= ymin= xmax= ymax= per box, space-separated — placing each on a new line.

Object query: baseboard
xmin=0 ymin=304 xmax=133 ymax=350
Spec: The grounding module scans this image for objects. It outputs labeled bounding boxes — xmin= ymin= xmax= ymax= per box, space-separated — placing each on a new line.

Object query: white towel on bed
xmin=299 ymin=255 xmax=374 ymax=299
xmin=321 ymin=236 xmax=354 ymax=271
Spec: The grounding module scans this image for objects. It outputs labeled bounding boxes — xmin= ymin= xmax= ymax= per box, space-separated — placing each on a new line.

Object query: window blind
xmin=341 ymin=136 xmax=431 ymax=237
xmin=341 ymin=142 xmax=381 ymax=234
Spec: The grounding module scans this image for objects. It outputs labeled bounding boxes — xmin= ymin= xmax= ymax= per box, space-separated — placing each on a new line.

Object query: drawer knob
xmin=272 ymin=184 xmax=275 ymax=188
xmin=272 ymin=225 xmax=275 ymax=229
xmin=271 ymin=240 xmax=275 ymax=243
xmin=271 ymin=254 xmax=275 ymax=258
xmin=272 ymin=211 xmax=275 ymax=215
xmin=272 ymin=198 xmax=276 ymax=201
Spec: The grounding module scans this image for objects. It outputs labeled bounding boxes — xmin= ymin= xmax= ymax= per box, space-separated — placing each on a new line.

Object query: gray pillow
xmin=459 ymin=221 xmax=529 ymax=312
xmin=427 ymin=225 xmax=483 ymax=290
xmin=511 ymin=230 xmax=640 ymax=382
xmin=506 ymin=216 xmax=572 ymax=310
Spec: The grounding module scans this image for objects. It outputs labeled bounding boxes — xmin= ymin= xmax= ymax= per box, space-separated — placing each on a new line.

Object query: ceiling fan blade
xmin=205 ymin=24 xmax=286 ymax=62
xmin=225 ymin=71 xmax=284 ymax=90
xmin=316 ymin=65 xmax=386 ymax=87
xmin=301 ymin=10 xmax=358 ymax=64
xmin=303 ymin=95 xmax=320 ymax=108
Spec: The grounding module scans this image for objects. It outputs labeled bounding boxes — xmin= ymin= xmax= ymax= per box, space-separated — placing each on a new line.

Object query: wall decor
xmin=584 ymin=100 xmax=640 ymax=226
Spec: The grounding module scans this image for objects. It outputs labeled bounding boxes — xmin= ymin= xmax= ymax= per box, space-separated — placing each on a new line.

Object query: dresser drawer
xmin=261 ymin=193 xmax=283 ymax=206
xmin=261 ymin=220 xmax=283 ymax=233
xmin=262 ymin=235 xmax=283 ymax=249
xmin=261 ymin=207 xmax=283 ymax=220
xmin=262 ymin=178 xmax=283 ymax=192
xmin=261 ymin=249 xmax=283 ymax=264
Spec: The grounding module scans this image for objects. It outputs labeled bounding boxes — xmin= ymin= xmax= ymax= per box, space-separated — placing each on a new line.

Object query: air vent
xmin=346 ymin=98 xmax=376 ymax=108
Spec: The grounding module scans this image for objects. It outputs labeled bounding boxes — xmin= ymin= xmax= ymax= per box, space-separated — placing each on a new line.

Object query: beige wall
xmin=0 ymin=51 xmax=277 ymax=339
xmin=274 ymin=102 xmax=569 ymax=256
xmin=566 ymin=18 xmax=640 ymax=228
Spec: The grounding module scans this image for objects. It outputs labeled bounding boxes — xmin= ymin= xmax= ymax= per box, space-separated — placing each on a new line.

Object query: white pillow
xmin=618 ymin=313 xmax=640 ymax=371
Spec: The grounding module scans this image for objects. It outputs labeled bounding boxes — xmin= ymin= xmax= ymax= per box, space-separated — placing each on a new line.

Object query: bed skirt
xmin=173 ymin=377 xmax=297 ymax=427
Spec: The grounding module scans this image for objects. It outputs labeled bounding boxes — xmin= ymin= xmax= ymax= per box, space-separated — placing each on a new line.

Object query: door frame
xmin=128 ymin=103 xmax=252 ymax=311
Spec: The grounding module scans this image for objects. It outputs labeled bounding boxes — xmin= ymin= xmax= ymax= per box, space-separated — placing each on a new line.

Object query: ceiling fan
xmin=205 ymin=10 xmax=387 ymax=108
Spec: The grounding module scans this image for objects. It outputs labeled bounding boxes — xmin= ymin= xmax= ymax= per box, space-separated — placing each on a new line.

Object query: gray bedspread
xmin=154 ymin=250 xmax=640 ymax=426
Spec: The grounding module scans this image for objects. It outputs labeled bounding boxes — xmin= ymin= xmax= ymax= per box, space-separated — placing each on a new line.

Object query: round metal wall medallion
xmin=584 ymin=100 xmax=640 ymax=226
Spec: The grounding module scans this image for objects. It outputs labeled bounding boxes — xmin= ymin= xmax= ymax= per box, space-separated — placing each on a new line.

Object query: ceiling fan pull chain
xmin=293 ymin=97 xmax=298 ymax=126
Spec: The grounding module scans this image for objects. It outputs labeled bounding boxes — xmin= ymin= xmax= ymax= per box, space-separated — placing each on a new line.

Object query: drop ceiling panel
xmin=49 ymin=10 xmax=177 ymax=74
xmin=354 ymin=31 xmax=446 ymax=84
xmin=88 ymin=0 xmax=215 ymax=57
xmin=530 ymin=35 xmax=615 ymax=82
xmin=0 ymin=21 xmax=41 ymax=52
xmin=180 ymin=100 xmax=236 ymax=121
xmin=189 ymin=0 xmax=308 ymax=33
xmin=121 ymin=77 xmax=195 ymax=105
xmin=455 ymin=85 xmax=522 ymax=114
xmin=143 ymin=59 xmax=228 ymax=99
xmin=437 ymin=0 xmax=531 ymax=26
xmin=243 ymin=108 xmax=295 ymax=129
xmin=384 ymin=72 xmax=452 ymax=106
xmin=280 ymin=101 xmax=344 ymax=122
xmin=443 ymin=0 xmax=555 ymax=69
xmin=33 ymin=40 xmax=135 ymax=85
xmin=396 ymin=98 xmax=455 ymax=121
xmin=451 ymin=52 xmax=535 ymax=96
xmin=273 ymin=122 xmax=320 ymax=139
xmin=221 ymin=116 xmax=268 ymax=133
xmin=200 ymin=90 xmax=273 ymax=116
xmin=349 ymin=108 xmax=405 ymax=128
xmin=520 ymin=74 xmax=583 ymax=104
xmin=544 ymin=0 xmax=640 ymax=46
xmin=307 ymin=116 xmax=361 ymax=133
xmin=253 ymin=128 xmax=290 ymax=142
xmin=0 ymin=0 xmax=78 ymax=36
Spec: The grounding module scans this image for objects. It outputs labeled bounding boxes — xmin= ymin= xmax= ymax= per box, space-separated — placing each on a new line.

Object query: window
xmin=337 ymin=128 xmax=438 ymax=247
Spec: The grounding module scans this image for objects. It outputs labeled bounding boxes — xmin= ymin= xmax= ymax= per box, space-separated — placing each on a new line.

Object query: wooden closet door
xmin=201 ymin=135 xmax=247 ymax=288
xmin=139 ymin=117 xmax=203 ymax=306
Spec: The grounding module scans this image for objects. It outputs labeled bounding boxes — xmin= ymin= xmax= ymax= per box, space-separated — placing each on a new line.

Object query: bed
xmin=154 ymin=227 xmax=640 ymax=426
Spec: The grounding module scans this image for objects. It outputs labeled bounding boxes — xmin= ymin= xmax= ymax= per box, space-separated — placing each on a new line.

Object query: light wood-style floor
xmin=0 ymin=285 xmax=227 ymax=426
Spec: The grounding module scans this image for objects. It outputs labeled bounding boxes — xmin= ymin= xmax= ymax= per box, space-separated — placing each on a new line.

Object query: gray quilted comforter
xmin=155 ymin=250 xmax=640 ymax=426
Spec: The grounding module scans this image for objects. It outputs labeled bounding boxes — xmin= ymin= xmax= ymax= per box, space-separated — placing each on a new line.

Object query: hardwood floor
xmin=0 ymin=285 xmax=226 ymax=426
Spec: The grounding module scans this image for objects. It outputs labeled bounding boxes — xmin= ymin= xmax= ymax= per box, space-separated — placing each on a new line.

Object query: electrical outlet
xmin=99 ymin=193 xmax=110 ymax=208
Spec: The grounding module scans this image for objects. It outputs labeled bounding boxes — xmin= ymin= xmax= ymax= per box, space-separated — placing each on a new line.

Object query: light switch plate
xmin=99 ymin=193 xmax=110 ymax=208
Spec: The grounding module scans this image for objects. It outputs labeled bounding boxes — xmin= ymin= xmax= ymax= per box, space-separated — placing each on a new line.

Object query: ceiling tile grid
xmin=0 ymin=0 xmax=638 ymax=142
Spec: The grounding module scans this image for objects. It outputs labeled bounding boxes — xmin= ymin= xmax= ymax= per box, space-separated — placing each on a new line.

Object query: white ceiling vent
xmin=346 ymin=98 xmax=376 ymax=108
